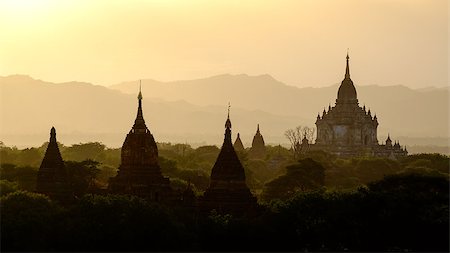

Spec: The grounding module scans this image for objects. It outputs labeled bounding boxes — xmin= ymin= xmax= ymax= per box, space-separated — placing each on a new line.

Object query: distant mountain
xmin=111 ymin=74 xmax=449 ymax=138
xmin=0 ymin=75 xmax=303 ymax=147
xmin=1 ymin=74 xmax=448 ymax=148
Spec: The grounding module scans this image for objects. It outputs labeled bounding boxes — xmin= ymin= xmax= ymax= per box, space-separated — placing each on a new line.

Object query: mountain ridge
xmin=1 ymin=74 xmax=448 ymax=148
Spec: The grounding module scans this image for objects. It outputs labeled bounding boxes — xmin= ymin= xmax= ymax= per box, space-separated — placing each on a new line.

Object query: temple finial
xmin=50 ymin=127 xmax=56 ymax=143
xmin=138 ymin=80 xmax=143 ymax=100
xmin=133 ymin=80 xmax=146 ymax=130
xmin=345 ymin=50 xmax=350 ymax=79
xmin=225 ymin=103 xmax=232 ymax=129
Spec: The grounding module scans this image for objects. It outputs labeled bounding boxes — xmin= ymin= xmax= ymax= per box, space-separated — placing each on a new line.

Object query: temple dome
xmin=337 ymin=53 xmax=357 ymax=102
xmin=337 ymin=79 xmax=357 ymax=101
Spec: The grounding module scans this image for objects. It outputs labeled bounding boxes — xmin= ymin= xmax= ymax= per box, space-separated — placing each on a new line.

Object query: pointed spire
xmin=225 ymin=103 xmax=231 ymax=130
xmin=50 ymin=126 xmax=56 ymax=143
xmin=234 ymin=132 xmax=245 ymax=151
xmin=328 ymin=103 xmax=331 ymax=111
xmin=345 ymin=49 xmax=350 ymax=79
xmin=256 ymin=124 xmax=260 ymax=134
xmin=133 ymin=81 xmax=147 ymax=131
xmin=40 ymin=127 xmax=64 ymax=171
xmin=138 ymin=80 xmax=143 ymax=100
xmin=386 ymin=134 xmax=392 ymax=146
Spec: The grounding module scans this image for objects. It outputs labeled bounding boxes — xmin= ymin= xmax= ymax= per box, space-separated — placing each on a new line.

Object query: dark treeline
xmin=1 ymin=174 xmax=448 ymax=251
xmin=0 ymin=141 xmax=449 ymax=251
xmin=1 ymin=141 xmax=448 ymax=198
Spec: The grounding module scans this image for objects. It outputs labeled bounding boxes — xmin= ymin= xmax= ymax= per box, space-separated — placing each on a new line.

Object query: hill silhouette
xmin=1 ymin=74 xmax=448 ymax=149
xmin=112 ymin=74 xmax=449 ymax=138
xmin=0 ymin=75 xmax=303 ymax=147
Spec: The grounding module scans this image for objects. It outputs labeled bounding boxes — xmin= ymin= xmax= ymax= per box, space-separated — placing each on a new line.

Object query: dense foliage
xmin=1 ymin=173 xmax=448 ymax=251
xmin=0 ymin=142 xmax=449 ymax=251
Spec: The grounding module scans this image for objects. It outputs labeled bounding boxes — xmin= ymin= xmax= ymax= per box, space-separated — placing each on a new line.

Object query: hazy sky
xmin=0 ymin=0 xmax=448 ymax=88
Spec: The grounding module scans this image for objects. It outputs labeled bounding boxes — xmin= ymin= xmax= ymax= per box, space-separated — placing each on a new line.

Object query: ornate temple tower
xmin=233 ymin=133 xmax=245 ymax=151
xmin=37 ymin=127 xmax=72 ymax=202
xmin=108 ymin=86 xmax=172 ymax=201
xmin=249 ymin=124 xmax=266 ymax=159
xmin=313 ymin=53 xmax=379 ymax=156
xmin=200 ymin=108 xmax=257 ymax=215
xmin=310 ymin=53 xmax=406 ymax=158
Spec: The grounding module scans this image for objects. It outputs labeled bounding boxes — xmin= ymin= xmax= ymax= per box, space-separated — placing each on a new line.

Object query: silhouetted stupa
xmin=249 ymin=124 xmax=266 ymax=159
xmin=108 ymin=85 xmax=173 ymax=201
xmin=36 ymin=127 xmax=72 ymax=202
xmin=200 ymin=108 xmax=257 ymax=215
xmin=233 ymin=133 xmax=245 ymax=151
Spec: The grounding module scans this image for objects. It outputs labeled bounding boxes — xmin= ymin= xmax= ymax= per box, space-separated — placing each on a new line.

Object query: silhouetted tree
xmin=262 ymin=158 xmax=325 ymax=201
xmin=65 ymin=160 xmax=100 ymax=197
xmin=1 ymin=191 xmax=62 ymax=251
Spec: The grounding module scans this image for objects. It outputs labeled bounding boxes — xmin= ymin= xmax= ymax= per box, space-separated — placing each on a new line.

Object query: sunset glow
xmin=0 ymin=0 xmax=447 ymax=87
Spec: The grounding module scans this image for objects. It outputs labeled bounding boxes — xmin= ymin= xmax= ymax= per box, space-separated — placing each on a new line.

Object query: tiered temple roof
xmin=36 ymin=127 xmax=72 ymax=202
xmin=233 ymin=133 xmax=245 ymax=151
xmin=108 ymin=85 xmax=173 ymax=202
xmin=310 ymin=53 xmax=407 ymax=158
xmin=200 ymin=108 xmax=257 ymax=215
xmin=249 ymin=124 xmax=266 ymax=159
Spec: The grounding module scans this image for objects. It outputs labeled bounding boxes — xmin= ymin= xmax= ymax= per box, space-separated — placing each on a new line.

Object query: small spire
xmin=386 ymin=134 xmax=392 ymax=145
xmin=345 ymin=49 xmax=350 ymax=79
xmin=50 ymin=126 xmax=56 ymax=143
xmin=225 ymin=103 xmax=232 ymax=129
xmin=138 ymin=80 xmax=143 ymax=100
xmin=257 ymin=124 xmax=260 ymax=133
xmin=133 ymin=80 xmax=146 ymax=130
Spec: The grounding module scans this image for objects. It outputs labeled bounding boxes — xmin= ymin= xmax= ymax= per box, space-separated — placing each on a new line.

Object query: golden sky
xmin=0 ymin=0 xmax=448 ymax=88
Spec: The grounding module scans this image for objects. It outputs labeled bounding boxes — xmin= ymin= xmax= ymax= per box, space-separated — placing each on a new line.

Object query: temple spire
xmin=257 ymin=124 xmax=260 ymax=134
xmin=345 ymin=49 xmax=350 ymax=79
xmin=138 ymin=80 xmax=143 ymax=100
xmin=50 ymin=126 xmax=56 ymax=143
xmin=133 ymin=81 xmax=146 ymax=130
xmin=224 ymin=104 xmax=232 ymax=143
xmin=225 ymin=103 xmax=231 ymax=129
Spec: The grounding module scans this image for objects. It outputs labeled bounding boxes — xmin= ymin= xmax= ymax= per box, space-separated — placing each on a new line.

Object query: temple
xmin=200 ymin=108 xmax=257 ymax=215
xmin=108 ymin=85 xmax=173 ymax=202
xmin=304 ymin=53 xmax=407 ymax=158
xmin=233 ymin=133 xmax=245 ymax=151
xmin=249 ymin=124 xmax=266 ymax=159
xmin=36 ymin=127 xmax=72 ymax=202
